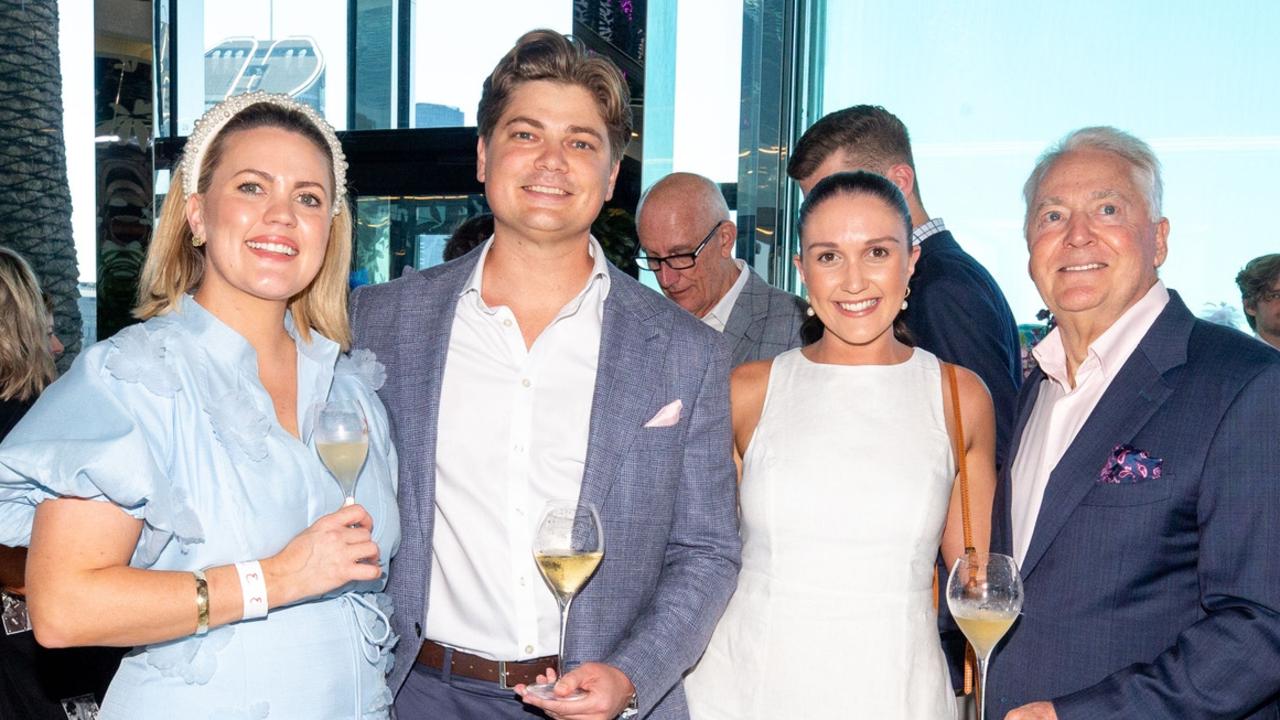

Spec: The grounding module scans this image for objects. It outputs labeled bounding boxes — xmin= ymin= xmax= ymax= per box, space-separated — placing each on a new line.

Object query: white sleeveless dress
xmin=685 ymin=347 xmax=956 ymax=719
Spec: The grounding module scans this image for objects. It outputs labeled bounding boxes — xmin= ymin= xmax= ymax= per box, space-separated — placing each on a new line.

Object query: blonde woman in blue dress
xmin=0 ymin=93 xmax=400 ymax=719
xmin=685 ymin=171 xmax=996 ymax=719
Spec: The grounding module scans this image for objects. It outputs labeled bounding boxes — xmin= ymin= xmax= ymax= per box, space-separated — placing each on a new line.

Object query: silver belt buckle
xmin=497 ymin=660 xmax=511 ymax=690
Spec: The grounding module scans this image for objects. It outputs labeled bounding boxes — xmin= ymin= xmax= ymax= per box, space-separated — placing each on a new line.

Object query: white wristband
xmin=235 ymin=561 xmax=269 ymax=620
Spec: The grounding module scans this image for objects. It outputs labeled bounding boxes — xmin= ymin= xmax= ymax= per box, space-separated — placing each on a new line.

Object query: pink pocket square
xmin=644 ymin=399 xmax=683 ymax=428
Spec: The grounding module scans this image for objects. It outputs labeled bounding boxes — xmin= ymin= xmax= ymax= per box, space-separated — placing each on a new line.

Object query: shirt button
xmin=519 ymin=576 xmax=526 ymax=586
xmin=525 ymin=645 xmax=534 ymax=654
xmin=521 ymin=378 xmax=531 ymax=388
xmin=503 ymin=319 xmax=512 ymax=327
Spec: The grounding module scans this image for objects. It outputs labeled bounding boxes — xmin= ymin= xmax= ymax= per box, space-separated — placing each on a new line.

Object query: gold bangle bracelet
xmin=192 ymin=569 xmax=210 ymax=636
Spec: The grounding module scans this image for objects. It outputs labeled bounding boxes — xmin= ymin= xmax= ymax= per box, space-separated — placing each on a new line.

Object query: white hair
xmin=1023 ymin=126 xmax=1163 ymax=228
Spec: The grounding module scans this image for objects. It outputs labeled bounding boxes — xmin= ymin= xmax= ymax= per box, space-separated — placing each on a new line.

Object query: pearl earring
xmin=805 ymin=306 xmax=815 ymax=317
xmin=901 ymin=286 xmax=911 ymax=311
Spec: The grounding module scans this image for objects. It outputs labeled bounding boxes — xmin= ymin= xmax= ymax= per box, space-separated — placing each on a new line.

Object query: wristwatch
xmin=618 ymin=692 xmax=638 ymax=718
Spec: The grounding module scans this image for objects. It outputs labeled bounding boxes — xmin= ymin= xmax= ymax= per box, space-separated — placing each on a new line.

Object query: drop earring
xmin=901 ymin=286 xmax=911 ymax=311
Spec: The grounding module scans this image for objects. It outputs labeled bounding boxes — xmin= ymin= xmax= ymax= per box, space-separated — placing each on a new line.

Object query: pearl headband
xmin=180 ymin=91 xmax=348 ymax=216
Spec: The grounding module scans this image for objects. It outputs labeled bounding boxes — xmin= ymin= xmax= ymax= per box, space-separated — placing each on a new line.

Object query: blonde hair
xmin=136 ymin=106 xmax=353 ymax=349
xmin=0 ymin=246 xmax=56 ymax=402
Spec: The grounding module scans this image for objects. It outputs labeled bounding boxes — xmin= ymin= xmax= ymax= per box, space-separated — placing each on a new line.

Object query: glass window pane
xmin=352 ymin=195 xmax=489 ymax=286
xmin=671 ymin=0 xmax=742 ymax=185
xmin=818 ymin=1 xmax=1280 ymax=330
xmin=176 ymin=0 xmax=349 ymax=134
xmin=409 ymin=3 xmax=570 ymax=128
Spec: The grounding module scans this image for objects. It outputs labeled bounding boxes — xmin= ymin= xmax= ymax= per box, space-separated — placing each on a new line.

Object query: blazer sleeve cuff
xmin=605 ymin=647 xmax=672 ymax=719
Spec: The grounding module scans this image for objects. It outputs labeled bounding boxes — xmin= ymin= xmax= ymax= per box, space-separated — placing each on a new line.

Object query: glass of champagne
xmin=313 ymin=400 xmax=369 ymax=507
xmin=525 ymin=499 xmax=605 ymax=702
xmin=946 ymin=552 xmax=1023 ymax=720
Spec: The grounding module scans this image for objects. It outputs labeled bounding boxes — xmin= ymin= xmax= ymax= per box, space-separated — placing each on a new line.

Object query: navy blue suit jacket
xmin=989 ymin=292 xmax=1280 ymax=719
xmin=904 ymin=230 xmax=1022 ymax=467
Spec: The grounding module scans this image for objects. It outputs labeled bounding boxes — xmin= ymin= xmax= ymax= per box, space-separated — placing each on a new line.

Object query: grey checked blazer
xmin=350 ymin=249 xmax=742 ymax=719
xmin=721 ymin=268 xmax=808 ymax=367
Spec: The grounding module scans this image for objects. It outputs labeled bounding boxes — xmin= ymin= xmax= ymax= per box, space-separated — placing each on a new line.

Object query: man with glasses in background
xmin=636 ymin=172 xmax=809 ymax=366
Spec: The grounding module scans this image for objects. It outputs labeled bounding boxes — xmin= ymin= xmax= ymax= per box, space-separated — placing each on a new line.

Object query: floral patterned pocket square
xmin=1099 ymin=443 xmax=1163 ymax=484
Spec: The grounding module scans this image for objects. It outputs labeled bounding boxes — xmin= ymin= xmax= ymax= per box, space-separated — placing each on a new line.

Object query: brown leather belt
xmin=416 ymin=639 xmax=558 ymax=689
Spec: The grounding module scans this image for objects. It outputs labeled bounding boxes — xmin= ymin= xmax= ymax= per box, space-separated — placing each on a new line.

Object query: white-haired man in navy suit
xmin=991 ymin=126 xmax=1280 ymax=720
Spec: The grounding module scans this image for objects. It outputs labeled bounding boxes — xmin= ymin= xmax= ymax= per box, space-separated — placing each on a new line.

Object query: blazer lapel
xmin=722 ymin=269 xmax=763 ymax=360
xmin=578 ymin=270 xmax=669 ymax=512
xmin=1018 ymin=297 xmax=1193 ymax=579
xmin=407 ymin=254 xmax=478 ymax=514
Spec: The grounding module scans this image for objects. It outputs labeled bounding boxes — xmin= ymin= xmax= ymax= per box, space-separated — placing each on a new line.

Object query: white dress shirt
xmin=1010 ymin=281 xmax=1170 ymax=564
xmin=425 ymin=236 xmax=610 ymax=660
xmin=702 ymin=259 xmax=748 ymax=332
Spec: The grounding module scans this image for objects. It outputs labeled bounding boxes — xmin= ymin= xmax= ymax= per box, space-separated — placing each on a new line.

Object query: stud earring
xmin=805 ymin=305 xmax=815 ymax=317
xmin=192 ymin=235 xmax=205 ymax=247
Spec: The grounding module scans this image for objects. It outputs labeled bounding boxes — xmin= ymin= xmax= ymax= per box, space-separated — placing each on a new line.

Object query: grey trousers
xmin=393 ymin=651 xmax=550 ymax=720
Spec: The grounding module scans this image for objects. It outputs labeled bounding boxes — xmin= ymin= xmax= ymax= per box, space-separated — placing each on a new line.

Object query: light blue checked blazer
xmin=350 ymin=248 xmax=741 ymax=719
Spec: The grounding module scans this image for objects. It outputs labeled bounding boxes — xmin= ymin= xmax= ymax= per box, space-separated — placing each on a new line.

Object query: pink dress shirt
xmin=1010 ymin=281 xmax=1170 ymax=564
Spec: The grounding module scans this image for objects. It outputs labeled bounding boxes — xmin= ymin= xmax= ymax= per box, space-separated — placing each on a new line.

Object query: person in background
xmin=0 ymin=245 xmax=126 ymax=720
xmin=788 ymin=105 xmax=1021 ymax=467
xmin=0 ymin=247 xmax=55 ymax=438
xmin=1236 ymin=253 xmax=1280 ymax=351
xmin=351 ymin=30 xmax=740 ymax=720
xmin=443 ymin=212 xmax=495 ymax=262
xmin=0 ymin=92 xmax=400 ymax=719
xmin=992 ymin=127 xmax=1280 ymax=720
xmin=636 ymin=172 xmax=809 ymax=366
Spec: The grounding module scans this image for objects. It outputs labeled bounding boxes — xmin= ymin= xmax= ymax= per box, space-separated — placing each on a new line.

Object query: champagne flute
xmin=313 ymin=400 xmax=369 ymax=507
xmin=947 ymin=552 xmax=1023 ymax=720
xmin=525 ymin=500 xmax=604 ymax=702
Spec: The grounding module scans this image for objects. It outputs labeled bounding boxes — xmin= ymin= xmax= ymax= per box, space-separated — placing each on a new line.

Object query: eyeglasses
xmin=1258 ymin=290 xmax=1280 ymax=303
xmin=636 ymin=221 xmax=725 ymax=271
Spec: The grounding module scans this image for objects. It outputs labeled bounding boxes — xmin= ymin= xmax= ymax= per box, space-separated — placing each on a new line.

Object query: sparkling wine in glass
xmin=525 ymin=500 xmax=604 ymax=702
xmin=313 ymin=400 xmax=369 ymax=506
xmin=947 ymin=552 xmax=1023 ymax=720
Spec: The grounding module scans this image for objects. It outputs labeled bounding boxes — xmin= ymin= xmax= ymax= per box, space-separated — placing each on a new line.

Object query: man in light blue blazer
xmin=350 ymin=30 xmax=740 ymax=720
xmin=636 ymin=172 xmax=809 ymax=366
xmin=990 ymin=127 xmax=1280 ymax=720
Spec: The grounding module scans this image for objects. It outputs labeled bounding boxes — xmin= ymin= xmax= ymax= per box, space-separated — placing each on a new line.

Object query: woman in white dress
xmin=685 ymin=171 xmax=996 ymax=719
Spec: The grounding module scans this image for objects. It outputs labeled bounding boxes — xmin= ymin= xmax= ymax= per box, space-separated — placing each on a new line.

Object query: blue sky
xmin=821 ymin=1 xmax=1280 ymax=325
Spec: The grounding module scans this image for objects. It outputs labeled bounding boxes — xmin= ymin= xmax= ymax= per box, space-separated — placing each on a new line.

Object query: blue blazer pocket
xmin=1080 ymin=474 xmax=1172 ymax=507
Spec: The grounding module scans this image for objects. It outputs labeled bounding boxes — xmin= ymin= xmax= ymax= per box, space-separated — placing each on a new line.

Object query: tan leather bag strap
xmin=945 ymin=362 xmax=975 ymax=556
xmin=944 ymin=362 xmax=978 ymax=696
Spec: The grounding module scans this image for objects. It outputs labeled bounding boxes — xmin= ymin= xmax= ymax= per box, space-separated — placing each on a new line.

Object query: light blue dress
xmin=0 ymin=296 xmax=401 ymax=720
